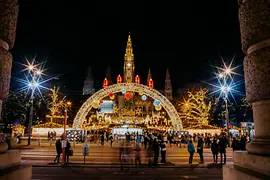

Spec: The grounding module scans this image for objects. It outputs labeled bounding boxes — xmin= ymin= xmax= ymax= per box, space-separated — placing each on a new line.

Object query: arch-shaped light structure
xmin=73 ymin=83 xmax=183 ymax=130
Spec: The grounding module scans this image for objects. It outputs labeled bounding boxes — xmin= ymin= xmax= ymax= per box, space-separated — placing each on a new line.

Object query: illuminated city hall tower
xmin=123 ymin=34 xmax=135 ymax=83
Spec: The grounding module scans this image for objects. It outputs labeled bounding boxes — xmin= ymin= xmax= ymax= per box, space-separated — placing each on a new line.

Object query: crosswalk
xmin=16 ymin=143 xmax=233 ymax=167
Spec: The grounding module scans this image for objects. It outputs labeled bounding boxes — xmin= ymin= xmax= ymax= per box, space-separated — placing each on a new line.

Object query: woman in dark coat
xmin=197 ymin=137 xmax=204 ymax=163
xmin=65 ymin=140 xmax=71 ymax=163
xmin=54 ymin=139 xmax=62 ymax=163
xmin=211 ymin=139 xmax=219 ymax=163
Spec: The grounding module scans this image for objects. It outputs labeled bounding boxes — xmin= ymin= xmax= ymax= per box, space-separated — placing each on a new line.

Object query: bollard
xmin=82 ymin=143 xmax=89 ymax=164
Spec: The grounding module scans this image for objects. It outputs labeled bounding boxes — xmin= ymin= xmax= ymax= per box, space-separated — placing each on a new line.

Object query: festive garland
xmin=32 ymin=122 xmax=64 ymax=128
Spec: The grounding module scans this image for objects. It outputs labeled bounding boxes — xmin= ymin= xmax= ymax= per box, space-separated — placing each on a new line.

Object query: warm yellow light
xmin=67 ymin=101 xmax=72 ymax=106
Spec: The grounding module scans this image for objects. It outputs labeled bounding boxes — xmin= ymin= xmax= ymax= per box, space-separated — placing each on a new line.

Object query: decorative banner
xmin=155 ymin=105 xmax=162 ymax=111
xmin=92 ymin=101 xmax=99 ymax=109
xmin=99 ymin=99 xmax=103 ymax=104
xmin=122 ymin=89 xmax=126 ymax=94
xmin=138 ymin=91 xmax=143 ymax=96
xmin=141 ymin=95 xmax=147 ymax=101
xmin=109 ymin=94 xmax=115 ymax=100
xmin=153 ymin=99 xmax=161 ymax=106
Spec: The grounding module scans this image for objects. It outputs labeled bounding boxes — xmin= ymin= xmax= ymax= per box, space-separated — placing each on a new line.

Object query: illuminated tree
xmin=179 ymin=89 xmax=212 ymax=127
xmin=47 ymin=87 xmax=66 ymax=122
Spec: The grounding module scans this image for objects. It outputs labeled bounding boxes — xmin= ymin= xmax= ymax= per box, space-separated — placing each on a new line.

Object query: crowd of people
xmin=52 ymin=130 xmax=249 ymax=167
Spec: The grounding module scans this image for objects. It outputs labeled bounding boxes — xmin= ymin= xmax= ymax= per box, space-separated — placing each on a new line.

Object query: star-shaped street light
xmin=17 ymin=57 xmax=56 ymax=145
xmin=204 ymin=56 xmax=244 ymax=136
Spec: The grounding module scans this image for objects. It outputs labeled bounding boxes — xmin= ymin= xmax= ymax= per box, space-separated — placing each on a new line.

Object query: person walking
xmin=160 ymin=140 xmax=166 ymax=163
xmin=187 ymin=140 xmax=195 ymax=165
xmin=65 ymin=139 xmax=71 ymax=163
xmin=219 ymin=135 xmax=227 ymax=164
xmin=211 ymin=138 xmax=219 ymax=163
xmin=54 ymin=139 xmax=62 ymax=163
xmin=197 ymin=137 xmax=204 ymax=163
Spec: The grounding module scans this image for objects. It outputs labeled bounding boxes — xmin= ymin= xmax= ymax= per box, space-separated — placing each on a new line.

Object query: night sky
xmin=11 ymin=0 xmax=245 ymax=95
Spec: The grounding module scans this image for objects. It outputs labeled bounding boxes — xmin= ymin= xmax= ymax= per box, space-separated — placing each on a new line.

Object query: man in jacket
xmin=54 ymin=139 xmax=62 ymax=163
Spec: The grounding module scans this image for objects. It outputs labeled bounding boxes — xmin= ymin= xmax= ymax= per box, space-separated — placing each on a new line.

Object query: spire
xmin=165 ymin=69 xmax=173 ymax=101
xmin=83 ymin=67 xmax=95 ymax=95
xmin=106 ymin=66 xmax=113 ymax=85
xmin=147 ymin=69 xmax=152 ymax=82
xmin=123 ymin=33 xmax=135 ymax=83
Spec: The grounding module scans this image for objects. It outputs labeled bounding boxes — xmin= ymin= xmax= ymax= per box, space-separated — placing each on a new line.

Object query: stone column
xmin=239 ymin=0 xmax=270 ymax=156
xmin=0 ymin=0 xmax=19 ymax=152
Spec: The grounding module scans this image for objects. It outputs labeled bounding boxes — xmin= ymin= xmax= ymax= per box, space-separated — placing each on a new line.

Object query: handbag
xmin=69 ymin=149 xmax=73 ymax=156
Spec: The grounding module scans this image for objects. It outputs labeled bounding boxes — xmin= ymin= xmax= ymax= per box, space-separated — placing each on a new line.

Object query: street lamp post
xmin=62 ymin=101 xmax=71 ymax=164
xmin=27 ymin=67 xmax=40 ymax=145
xmin=219 ymin=68 xmax=231 ymax=139
xmin=27 ymin=90 xmax=34 ymax=145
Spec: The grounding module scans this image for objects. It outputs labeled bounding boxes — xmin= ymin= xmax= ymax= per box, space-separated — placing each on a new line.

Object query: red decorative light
xmin=135 ymin=75 xmax=140 ymax=84
xmin=103 ymin=78 xmax=108 ymax=88
xmin=99 ymin=100 xmax=103 ymax=104
xmin=124 ymin=92 xmax=132 ymax=100
xmin=148 ymin=78 xmax=154 ymax=88
xmin=117 ymin=75 xmax=122 ymax=83
xmin=108 ymin=92 xmax=114 ymax=97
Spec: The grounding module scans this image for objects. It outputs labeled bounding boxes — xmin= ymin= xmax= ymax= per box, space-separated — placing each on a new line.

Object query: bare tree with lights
xmin=47 ymin=87 xmax=67 ymax=123
xmin=179 ymin=89 xmax=212 ymax=127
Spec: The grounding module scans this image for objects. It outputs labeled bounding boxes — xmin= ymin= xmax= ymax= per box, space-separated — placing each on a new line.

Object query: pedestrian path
xmin=13 ymin=142 xmax=233 ymax=168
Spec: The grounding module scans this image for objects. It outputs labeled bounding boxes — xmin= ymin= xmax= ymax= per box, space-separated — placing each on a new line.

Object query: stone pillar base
xmin=0 ymin=150 xmax=32 ymax=180
xmin=223 ymin=151 xmax=270 ymax=180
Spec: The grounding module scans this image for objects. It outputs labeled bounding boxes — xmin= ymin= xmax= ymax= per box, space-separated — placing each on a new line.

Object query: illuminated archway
xmin=73 ymin=83 xmax=183 ymax=130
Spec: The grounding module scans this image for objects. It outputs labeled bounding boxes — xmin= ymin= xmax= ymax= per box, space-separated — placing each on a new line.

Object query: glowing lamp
xmin=141 ymin=95 xmax=147 ymax=101
xmin=135 ymin=75 xmax=140 ymax=84
xmin=124 ymin=92 xmax=132 ymax=100
xmin=153 ymin=99 xmax=161 ymax=106
xmin=92 ymin=101 xmax=99 ymax=109
xmin=109 ymin=95 xmax=115 ymax=100
xmin=28 ymin=65 xmax=34 ymax=71
xmin=148 ymin=78 xmax=154 ymax=88
xmin=108 ymin=92 xmax=113 ymax=97
xmin=103 ymin=78 xmax=108 ymax=88
xmin=117 ymin=75 xmax=122 ymax=83
xmin=225 ymin=68 xmax=231 ymax=74
xmin=155 ymin=105 xmax=162 ymax=111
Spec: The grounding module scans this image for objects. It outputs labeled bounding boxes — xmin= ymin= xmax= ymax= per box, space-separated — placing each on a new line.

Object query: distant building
xmin=83 ymin=67 xmax=95 ymax=95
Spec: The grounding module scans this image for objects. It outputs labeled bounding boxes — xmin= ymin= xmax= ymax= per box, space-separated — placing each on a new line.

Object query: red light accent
xmin=99 ymin=100 xmax=103 ymax=104
xmin=135 ymin=75 xmax=140 ymax=84
xmin=124 ymin=92 xmax=132 ymax=100
xmin=103 ymin=78 xmax=108 ymax=88
xmin=117 ymin=75 xmax=122 ymax=83
xmin=148 ymin=78 xmax=154 ymax=88
xmin=108 ymin=92 xmax=113 ymax=97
